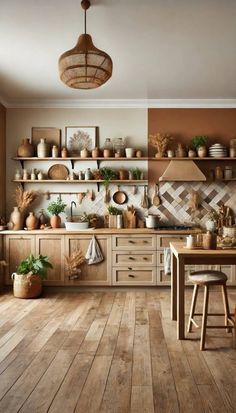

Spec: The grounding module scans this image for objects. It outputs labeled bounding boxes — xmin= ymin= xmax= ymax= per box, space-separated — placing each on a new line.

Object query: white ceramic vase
xmin=37 ymin=138 xmax=49 ymax=158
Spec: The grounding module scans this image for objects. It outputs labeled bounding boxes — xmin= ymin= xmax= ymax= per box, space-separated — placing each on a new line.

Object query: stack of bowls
xmin=209 ymin=143 xmax=227 ymax=157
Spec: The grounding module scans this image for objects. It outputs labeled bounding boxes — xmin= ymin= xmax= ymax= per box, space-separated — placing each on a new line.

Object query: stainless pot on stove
xmin=145 ymin=214 xmax=160 ymax=229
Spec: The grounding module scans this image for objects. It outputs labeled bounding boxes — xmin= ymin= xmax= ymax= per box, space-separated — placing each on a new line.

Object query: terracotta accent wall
xmin=148 ymin=109 xmax=236 ymax=225
xmin=0 ymin=103 xmax=6 ymax=217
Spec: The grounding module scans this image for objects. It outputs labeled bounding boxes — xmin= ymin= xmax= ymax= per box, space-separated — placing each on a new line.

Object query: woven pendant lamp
xmin=58 ymin=0 xmax=113 ymax=89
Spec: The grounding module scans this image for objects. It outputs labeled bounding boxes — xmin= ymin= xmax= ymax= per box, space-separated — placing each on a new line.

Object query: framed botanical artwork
xmin=31 ymin=127 xmax=61 ymax=150
xmin=65 ymin=126 xmax=97 ymax=156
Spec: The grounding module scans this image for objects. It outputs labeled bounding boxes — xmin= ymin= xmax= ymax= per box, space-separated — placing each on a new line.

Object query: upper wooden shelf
xmin=13 ymin=157 xmax=149 ymax=161
xmin=13 ymin=179 xmax=148 ymax=184
xmin=13 ymin=156 xmax=236 ymax=162
xmin=149 ymin=157 xmax=236 ymax=161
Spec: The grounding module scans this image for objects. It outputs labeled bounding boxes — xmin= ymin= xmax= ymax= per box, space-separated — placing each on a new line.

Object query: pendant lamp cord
xmin=84 ymin=9 xmax=87 ymax=34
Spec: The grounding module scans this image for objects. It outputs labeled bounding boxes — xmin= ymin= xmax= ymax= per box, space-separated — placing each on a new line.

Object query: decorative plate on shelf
xmin=48 ymin=164 xmax=69 ymax=180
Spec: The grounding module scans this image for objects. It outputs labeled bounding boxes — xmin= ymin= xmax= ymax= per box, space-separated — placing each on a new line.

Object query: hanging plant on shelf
xmin=100 ymin=167 xmax=116 ymax=204
xmin=149 ymin=133 xmax=172 ymax=157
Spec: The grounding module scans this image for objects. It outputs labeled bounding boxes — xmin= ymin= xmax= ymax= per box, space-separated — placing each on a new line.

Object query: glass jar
xmin=214 ymin=166 xmax=223 ymax=181
xmin=113 ymin=138 xmax=124 ymax=157
xmin=103 ymin=138 xmax=113 ymax=157
xmin=224 ymin=165 xmax=233 ymax=180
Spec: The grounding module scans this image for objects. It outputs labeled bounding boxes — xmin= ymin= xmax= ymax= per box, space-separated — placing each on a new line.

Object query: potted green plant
xmin=100 ymin=168 xmax=116 ymax=203
xmin=107 ymin=205 xmax=122 ymax=228
xmin=12 ymin=254 xmax=53 ymax=298
xmin=131 ymin=167 xmax=143 ymax=180
xmin=47 ymin=197 xmax=67 ymax=228
xmin=190 ymin=136 xmax=208 ymax=157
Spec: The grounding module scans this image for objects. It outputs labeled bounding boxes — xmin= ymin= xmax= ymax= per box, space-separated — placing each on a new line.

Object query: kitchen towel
xmin=85 ymin=235 xmax=104 ymax=265
xmin=164 ymin=247 xmax=171 ymax=275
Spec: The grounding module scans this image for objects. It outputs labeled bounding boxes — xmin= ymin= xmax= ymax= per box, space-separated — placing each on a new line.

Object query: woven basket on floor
xmin=12 ymin=273 xmax=42 ymax=299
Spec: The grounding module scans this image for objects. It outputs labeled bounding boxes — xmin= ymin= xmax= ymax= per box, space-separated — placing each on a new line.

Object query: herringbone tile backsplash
xmin=148 ymin=181 xmax=236 ymax=226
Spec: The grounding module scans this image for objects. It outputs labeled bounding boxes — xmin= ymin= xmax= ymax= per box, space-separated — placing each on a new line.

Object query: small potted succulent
xmin=205 ymin=209 xmax=219 ymax=232
xmin=12 ymin=254 xmax=53 ymax=298
xmin=190 ymin=136 xmax=208 ymax=158
xmin=47 ymin=197 xmax=66 ymax=228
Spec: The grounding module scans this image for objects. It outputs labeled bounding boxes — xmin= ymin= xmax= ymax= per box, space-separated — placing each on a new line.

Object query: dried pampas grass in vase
xmin=149 ymin=133 xmax=172 ymax=158
xmin=13 ymin=186 xmax=39 ymax=213
xmin=65 ymin=250 xmax=85 ymax=280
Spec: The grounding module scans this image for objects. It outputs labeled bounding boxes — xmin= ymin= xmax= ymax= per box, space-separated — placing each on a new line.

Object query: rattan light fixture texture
xmin=58 ymin=0 xmax=113 ymax=89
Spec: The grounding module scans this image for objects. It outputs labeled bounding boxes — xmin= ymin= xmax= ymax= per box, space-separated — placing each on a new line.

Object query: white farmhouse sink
xmin=65 ymin=222 xmax=89 ymax=231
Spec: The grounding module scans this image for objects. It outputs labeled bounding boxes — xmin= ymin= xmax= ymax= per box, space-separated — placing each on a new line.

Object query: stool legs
xmin=221 ymin=283 xmax=231 ymax=333
xmin=187 ymin=284 xmax=199 ymax=333
xmin=200 ymin=285 xmax=209 ymax=351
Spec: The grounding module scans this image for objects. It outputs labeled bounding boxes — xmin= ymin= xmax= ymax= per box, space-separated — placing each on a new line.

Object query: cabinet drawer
xmin=113 ymin=251 xmax=156 ymax=266
xmin=157 ymin=235 xmax=186 ymax=249
xmin=112 ymin=235 xmax=156 ymax=250
xmin=112 ymin=267 xmax=156 ymax=285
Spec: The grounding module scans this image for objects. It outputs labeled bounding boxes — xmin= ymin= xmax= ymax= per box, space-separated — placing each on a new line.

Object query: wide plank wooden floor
xmin=0 ymin=288 xmax=235 ymax=413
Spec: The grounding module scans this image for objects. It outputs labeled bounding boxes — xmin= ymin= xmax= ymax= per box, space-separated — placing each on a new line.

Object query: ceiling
xmin=1 ymin=0 xmax=236 ymax=106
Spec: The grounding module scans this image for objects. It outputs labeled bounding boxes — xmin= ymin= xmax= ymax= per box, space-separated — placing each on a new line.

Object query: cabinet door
xmin=4 ymin=235 xmax=36 ymax=285
xmin=35 ymin=235 xmax=65 ymax=285
xmin=65 ymin=235 xmax=111 ymax=285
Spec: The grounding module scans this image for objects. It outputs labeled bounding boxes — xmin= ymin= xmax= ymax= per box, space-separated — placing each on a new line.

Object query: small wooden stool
xmin=187 ymin=270 xmax=234 ymax=350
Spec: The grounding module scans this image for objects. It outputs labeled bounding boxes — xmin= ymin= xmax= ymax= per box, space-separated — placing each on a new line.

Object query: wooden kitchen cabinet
xmin=112 ymin=234 xmax=157 ymax=285
xmin=35 ymin=235 xmax=65 ymax=285
xmin=64 ymin=235 xmax=111 ymax=285
xmin=4 ymin=235 xmax=36 ymax=285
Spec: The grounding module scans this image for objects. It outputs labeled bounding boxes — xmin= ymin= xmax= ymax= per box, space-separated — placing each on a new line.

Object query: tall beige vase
xmin=9 ymin=207 xmax=24 ymax=230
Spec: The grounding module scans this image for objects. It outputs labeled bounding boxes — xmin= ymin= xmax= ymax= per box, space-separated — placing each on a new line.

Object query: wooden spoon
xmin=153 ymin=184 xmax=161 ymax=206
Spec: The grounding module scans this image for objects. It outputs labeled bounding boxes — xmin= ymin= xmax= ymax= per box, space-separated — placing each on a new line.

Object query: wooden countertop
xmin=170 ymin=241 xmax=236 ymax=256
xmin=0 ymin=228 xmax=201 ymax=235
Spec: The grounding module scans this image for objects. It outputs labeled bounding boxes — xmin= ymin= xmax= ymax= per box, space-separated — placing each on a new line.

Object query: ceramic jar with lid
xmin=80 ymin=148 xmax=89 ymax=158
xmin=17 ymin=138 xmax=34 ymax=157
xmin=61 ymin=147 xmax=68 ymax=158
xmin=37 ymin=138 xmax=49 ymax=158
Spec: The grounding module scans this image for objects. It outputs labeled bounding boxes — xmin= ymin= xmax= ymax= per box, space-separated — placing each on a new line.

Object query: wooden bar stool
xmin=187 ymin=270 xmax=234 ymax=350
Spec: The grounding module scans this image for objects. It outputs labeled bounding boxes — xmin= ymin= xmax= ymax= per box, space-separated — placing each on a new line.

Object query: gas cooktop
xmin=155 ymin=225 xmax=195 ymax=231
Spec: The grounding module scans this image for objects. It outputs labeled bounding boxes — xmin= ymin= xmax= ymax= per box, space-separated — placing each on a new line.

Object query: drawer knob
xmin=143 ymin=257 xmax=147 ymax=260
xmin=128 ymin=240 xmax=135 ymax=244
xmin=128 ymin=267 xmax=133 ymax=270
xmin=143 ymin=240 xmax=148 ymax=243
xmin=128 ymin=274 xmax=135 ymax=278
xmin=128 ymin=256 xmax=135 ymax=260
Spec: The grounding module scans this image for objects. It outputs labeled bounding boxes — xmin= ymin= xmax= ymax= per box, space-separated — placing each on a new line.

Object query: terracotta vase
xmin=25 ymin=212 xmax=38 ymax=230
xmin=50 ymin=215 xmax=61 ymax=228
xmin=17 ymin=138 xmax=34 ymax=157
xmin=9 ymin=207 xmax=24 ymax=230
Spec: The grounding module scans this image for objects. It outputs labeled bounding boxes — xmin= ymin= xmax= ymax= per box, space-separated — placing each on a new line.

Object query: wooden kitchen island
xmin=170 ymin=241 xmax=236 ymax=340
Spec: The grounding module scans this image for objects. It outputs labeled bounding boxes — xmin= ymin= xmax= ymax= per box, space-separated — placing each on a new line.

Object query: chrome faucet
xmin=70 ymin=201 xmax=77 ymax=222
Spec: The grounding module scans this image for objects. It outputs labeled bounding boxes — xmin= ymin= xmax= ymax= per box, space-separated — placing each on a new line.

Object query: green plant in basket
xmin=13 ymin=254 xmax=53 ymax=299
xmin=16 ymin=254 xmax=53 ymax=279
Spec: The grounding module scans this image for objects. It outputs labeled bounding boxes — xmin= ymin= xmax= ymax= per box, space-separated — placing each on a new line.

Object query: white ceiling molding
xmin=4 ymin=99 xmax=236 ymax=109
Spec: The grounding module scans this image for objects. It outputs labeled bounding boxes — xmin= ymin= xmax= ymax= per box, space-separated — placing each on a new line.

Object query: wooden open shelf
xmin=149 ymin=157 xmax=236 ymax=161
xmin=13 ymin=179 xmax=148 ymax=184
xmin=13 ymin=157 xmax=149 ymax=161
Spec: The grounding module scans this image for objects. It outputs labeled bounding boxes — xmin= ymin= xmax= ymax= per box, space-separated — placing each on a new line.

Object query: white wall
xmin=6 ymin=108 xmax=147 ymax=221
